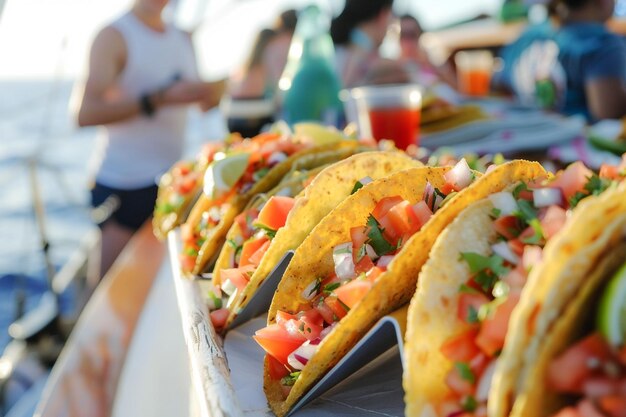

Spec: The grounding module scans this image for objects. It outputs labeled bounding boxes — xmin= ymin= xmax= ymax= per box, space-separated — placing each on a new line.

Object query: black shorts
xmin=90 ymin=182 xmax=158 ymax=231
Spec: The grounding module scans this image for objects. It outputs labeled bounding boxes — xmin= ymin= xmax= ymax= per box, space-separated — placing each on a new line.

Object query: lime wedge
xmin=597 ymin=261 xmax=626 ymax=347
xmin=294 ymin=122 xmax=347 ymax=145
xmin=203 ymin=152 xmax=250 ymax=199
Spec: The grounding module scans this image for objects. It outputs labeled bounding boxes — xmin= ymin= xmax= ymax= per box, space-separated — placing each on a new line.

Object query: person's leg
xmin=99 ymin=220 xmax=135 ymax=278
xmin=91 ymin=183 xmax=158 ymax=280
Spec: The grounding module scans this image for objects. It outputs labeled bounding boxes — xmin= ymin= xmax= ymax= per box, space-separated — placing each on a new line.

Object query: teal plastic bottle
xmin=278 ymin=5 xmax=343 ymax=126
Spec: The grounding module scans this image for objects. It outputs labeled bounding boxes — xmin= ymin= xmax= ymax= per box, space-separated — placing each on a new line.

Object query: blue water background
xmin=0 ymin=79 xmax=227 ymax=351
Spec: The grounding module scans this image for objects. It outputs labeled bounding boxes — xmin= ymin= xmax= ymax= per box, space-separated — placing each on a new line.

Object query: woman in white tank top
xmin=73 ymin=0 xmax=226 ymax=278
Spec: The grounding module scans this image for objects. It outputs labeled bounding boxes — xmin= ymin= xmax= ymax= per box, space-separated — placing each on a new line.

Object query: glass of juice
xmin=455 ymin=50 xmax=494 ymax=97
xmin=344 ymin=84 xmax=422 ymax=150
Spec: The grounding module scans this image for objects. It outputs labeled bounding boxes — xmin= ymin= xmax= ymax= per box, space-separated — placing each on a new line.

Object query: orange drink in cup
xmin=455 ymin=50 xmax=493 ymax=97
xmin=345 ymin=84 xmax=422 ymax=150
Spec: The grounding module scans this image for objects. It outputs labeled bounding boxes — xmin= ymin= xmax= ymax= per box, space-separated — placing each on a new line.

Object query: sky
xmin=0 ymin=0 xmax=502 ymax=81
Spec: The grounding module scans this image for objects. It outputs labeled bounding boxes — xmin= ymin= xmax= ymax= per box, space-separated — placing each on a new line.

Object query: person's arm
xmin=583 ymin=37 xmax=626 ymax=120
xmin=585 ymin=78 xmax=626 ymax=120
xmin=76 ymin=26 xmax=143 ymax=127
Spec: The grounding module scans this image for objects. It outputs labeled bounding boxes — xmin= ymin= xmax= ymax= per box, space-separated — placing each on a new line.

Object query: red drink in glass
xmin=368 ymin=107 xmax=420 ymax=150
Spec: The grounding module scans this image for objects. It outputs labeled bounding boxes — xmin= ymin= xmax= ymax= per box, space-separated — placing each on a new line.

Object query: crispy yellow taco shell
xmin=489 ymin=182 xmax=626 ymax=417
xmin=262 ymin=161 xmax=544 ymax=416
xmin=216 ymin=151 xmax=422 ymax=328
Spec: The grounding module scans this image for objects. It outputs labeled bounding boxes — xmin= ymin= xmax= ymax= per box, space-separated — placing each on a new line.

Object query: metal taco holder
xmin=168 ymin=229 xmax=407 ymax=416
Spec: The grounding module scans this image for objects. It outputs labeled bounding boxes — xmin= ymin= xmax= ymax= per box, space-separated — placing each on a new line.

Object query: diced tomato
xmin=540 ymin=205 xmax=567 ymax=240
xmin=173 ymin=161 xmax=193 ymax=177
xmin=247 ymin=239 xmax=271 ymax=267
xmin=577 ymin=399 xmax=608 ymax=417
xmin=502 ymin=265 xmax=527 ymax=290
xmin=440 ymin=328 xmax=481 ymax=362
xmin=254 ymin=323 xmax=306 ymax=366
xmin=411 ymin=200 xmax=433 ymax=228
xmin=378 ymin=214 xmax=402 ymax=245
xmin=522 ymin=245 xmax=543 ymax=272
xmin=599 ymin=164 xmax=621 ymax=180
xmin=469 ymin=352 xmax=489 ymax=377
xmin=445 ymin=365 xmax=474 ymax=395
xmin=387 ymin=201 xmax=421 ymax=236
xmin=619 ymin=345 xmax=626 ymax=366
xmin=372 ymin=196 xmax=405 ymax=222
xmin=314 ymin=299 xmax=336 ymax=325
xmin=354 ymin=255 xmax=375 ymax=275
xmin=240 ymin=236 xmax=270 ymax=267
xmin=335 ymin=279 xmax=372 ymax=309
xmin=181 ymin=223 xmax=196 ymax=244
xmin=276 ymin=310 xmax=298 ymax=326
xmin=550 ymin=161 xmax=593 ymax=202
xmin=175 ymin=176 xmax=197 ymax=195
xmin=583 ymin=377 xmax=618 ymax=398
xmin=493 ymin=215 xmax=521 ymax=240
xmin=180 ymin=253 xmax=197 ymax=273
xmin=256 ymin=196 xmax=296 ymax=231
xmin=267 ymin=355 xmax=290 ymax=381
xmin=299 ymin=309 xmax=324 ymax=341
xmin=476 ymin=293 xmax=520 ymax=357
xmin=365 ymin=266 xmax=384 ymax=282
xmin=439 ymin=181 xmax=456 ymax=195
xmin=220 ymin=267 xmax=252 ymax=292
xmin=210 ymin=308 xmax=230 ymax=329
xmin=324 ymin=296 xmax=348 ymax=320
xmin=552 ymin=407 xmax=583 ymax=417
xmin=508 ymin=238 xmax=525 ymax=257
xmin=598 ymin=395 xmax=626 ymax=417
xmin=548 ymin=333 xmax=613 ymax=393
xmin=457 ymin=292 xmax=490 ymax=323
xmin=350 ymin=226 xmax=369 ymax=252
xmin=519 ymin=225 xmax=543 ymax=245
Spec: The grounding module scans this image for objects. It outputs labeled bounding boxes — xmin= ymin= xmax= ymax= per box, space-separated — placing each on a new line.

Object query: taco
xmin=403 ymin=159 xmax=626 ymax=417
xmin=209 ymin=151 xmax=422 ymax=330
xmin=487 ymin=180 xmax=626 ymax=416
xmin=152 ymin=139 xmax=224 ymax=240
xmin=254 ymin=159 xmax=545 ymax=417
xmin=180 ymin=129 xmax=366 ymax=276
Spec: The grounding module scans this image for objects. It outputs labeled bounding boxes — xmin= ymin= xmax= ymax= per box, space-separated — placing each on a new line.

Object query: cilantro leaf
xmin=512 ymin=182 xmax=529 ymax=199
xmin=255 ymin=224 xmax=277 ymax=239
xmin=460 ymin=252 xmax=510 ymax=292
xmin=462 ymin=395 xmax=477 ymax=412
xmin=351 ymin=180 xmax=365 ymax=194
xmin=569 ymin=174 xmax=612 ymax=208
xmin=323 ymin=282 xmax=341 ymax=294
xmin=454 ymin=362 xmax=475 ymax=384
xmin=280 ymin=371 xmax=301 ymax=386
xmin=521 ymin=218 xmax=544 ymax=245
xmin=366 ymin=215 xmax=395 ymax=256
xmin=514 ymin=199 xmax=538 ymax=222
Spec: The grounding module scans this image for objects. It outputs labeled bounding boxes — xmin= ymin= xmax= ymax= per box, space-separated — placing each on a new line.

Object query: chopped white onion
xmin=302 ymin=279 xmax=319 ymax=300
xmin=444 ymin=158 xmax=473 ymax=190
xmin=485 ymin=164 xmax=497 ymax=174
xmin=268 ymin=151 xmax=288 ymax=166
xmin=333 ymin=243 xmax=355 ymax=280
xmin=225 ymin=289 xmax=238 ymax=309
xmin=488 ymin=192 xmax=517 ymax=216
xmin=365 ymin=244 xmax=379 ymax=260
xmin=287 ymin=341 xmax=318 ymax=370
xmin=221 ymin=278 xmax=237 ymax=297
xmin=491 ymin=241 xmax=519 ymax=265
xmin=533 ymin=187 xmax=562 ymax=208
xmin=359 ymin=176 xmax=373 ymax=185
xmin=284 ymin=319 xmax=302 ymax=337
xmin=376 ymin=255 xmax=395 ymax=268
xmin=422 ymin=182 xmax=435 ymax=207
xmin=476 ymin=360 xmax=497 ymax=402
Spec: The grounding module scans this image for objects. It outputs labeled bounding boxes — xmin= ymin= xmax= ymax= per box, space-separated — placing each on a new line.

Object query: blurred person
xmin=497 ymin=0 xmax=626 ymax=121
xmin=229 ymin=9 xmax=298 ymax=100
xmin=73 ymin=0 xmax=225 ymax=278
xmin=398 ymin=14 xmax=457 ymax=87
xmin=330 ymin=0 xmax=410 ymax=87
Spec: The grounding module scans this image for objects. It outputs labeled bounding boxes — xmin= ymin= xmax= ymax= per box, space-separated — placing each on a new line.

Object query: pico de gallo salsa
xmin=437 ymin=159 xmax=626 ymax=416
xmin=208 ymin=195 xmax=296 ymax=329
xmin=254 ymin=159 xmax=477 ymax=397
xmin=155 ymin=141 xmax=221 ymax=216
xmin=548 ymin=331 xmax=626 ymax=417
xmin=180 ymin=132 xmax=310 ymax=274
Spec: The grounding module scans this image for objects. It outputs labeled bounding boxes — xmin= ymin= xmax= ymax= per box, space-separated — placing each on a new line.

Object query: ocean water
xmin=0 ymin=78 xmax=227 ymax=351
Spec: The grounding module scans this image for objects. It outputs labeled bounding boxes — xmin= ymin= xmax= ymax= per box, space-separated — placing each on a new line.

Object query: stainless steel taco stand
xmin=169 ymin=231 xmax=406 ymax=416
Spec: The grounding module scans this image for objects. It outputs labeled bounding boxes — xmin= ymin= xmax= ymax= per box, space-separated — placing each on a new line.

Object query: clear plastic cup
xmin=455 ymin=50 xmax=494 ymax=97
xmin=343 ymin=84 xmax=422 ymax=150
